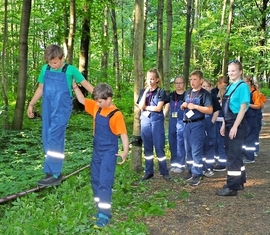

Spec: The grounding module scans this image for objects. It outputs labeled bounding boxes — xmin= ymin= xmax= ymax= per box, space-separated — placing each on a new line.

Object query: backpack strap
xmin=225 ymin=81 xmax=244 ymax=97
xmin=97 ymin=107 xmax=119 ymax=119
xmin=46 ymin=65 xmax=51 ymax=70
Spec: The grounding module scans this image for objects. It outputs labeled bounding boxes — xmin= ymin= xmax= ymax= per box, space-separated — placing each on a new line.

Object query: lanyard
xmin=189 ymin=90 xmax=199 ymax=103
xmin=174 ymin=92 xmax=181 ymax=111
xmin=148 ymin=91 xmax=153 ymax=106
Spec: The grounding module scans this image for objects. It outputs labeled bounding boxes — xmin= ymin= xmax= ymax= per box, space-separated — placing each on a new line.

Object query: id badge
xmin=172 ymin=112 xmax=178 ymax=118
xmin=186 ymin=110 xmax=194 ymax=118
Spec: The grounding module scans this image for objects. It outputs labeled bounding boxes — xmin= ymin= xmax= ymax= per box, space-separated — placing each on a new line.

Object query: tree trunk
xmin=157 ymin=0 xmax=164 ymax=76
xmin=66 ymin=0 xmax=76 ymax=64
xmin=12 ymin=0 xmax=32 ymax=130
xmin=110 ymin=4 xmax=120 ymax=94
xmin=183 ymin=0 xmax=193 ymax=87
xmin=131 ymin=0 xmax=145 ymax=173
xmin=222 ymin=0 xmax=234 ymax=76
xmin=101 ymin=5 xmax=109 ymax=80
xmin=1 ymin=0 xmax=9 ymax=129
xmin=163 ymin=0 xmax=172 ymax=94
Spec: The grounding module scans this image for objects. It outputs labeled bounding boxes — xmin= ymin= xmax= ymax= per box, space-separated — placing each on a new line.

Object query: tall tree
xmin=12 ymin=0 xmax=32 ymax=130
xmin=1 ymin=0 xmax=9 ymax=129
xmin=101 ymin=5 xmax=109 ymax=80
xmin=183 ymin=0 xmax=193 ymax=86
xmin=157 ymin=0 xmax=164 ymax=76
xmin=163 ymin=0 xmax=172 ymax=94
xmin=66 ymin=0 xmax=76 ymax=63
xmin=110 ymin=3 xmax=120 ymax=93
xmin=131 ymin=0 xmax=145 ymax=173
xmin=222 ymin=0 xmax=234 ymax=76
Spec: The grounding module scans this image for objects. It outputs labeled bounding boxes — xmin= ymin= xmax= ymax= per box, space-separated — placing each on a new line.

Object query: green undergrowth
xmin=0 ymin=109 xmax=185 ymax=235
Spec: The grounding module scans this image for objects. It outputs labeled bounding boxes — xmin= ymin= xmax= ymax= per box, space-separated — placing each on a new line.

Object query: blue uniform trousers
xmin=184 ymin=120 xmax=205 ymax=176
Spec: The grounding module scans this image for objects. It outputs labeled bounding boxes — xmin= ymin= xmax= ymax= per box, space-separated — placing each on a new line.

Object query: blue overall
xmin=91 ymin=108 xmax=119 ymax=219
xmin=203 ymin=114 xmax=217 ymax=170
xmin=222 ymin=82 xmax=246 ymax=190
xmin=243 ymin=91 xmax=257 ymax=161
xmin=140 ymin=88 xmax=169 ymax=176
xmin=215 ymin=113 xmax=227 ymax=167
xmin=183 ymin=89 xmax=208 ymax=176
xmin=42 ymin=64 xmax=73 ymax=176
xmin=168 ymin=92 xmax=186 ymax=169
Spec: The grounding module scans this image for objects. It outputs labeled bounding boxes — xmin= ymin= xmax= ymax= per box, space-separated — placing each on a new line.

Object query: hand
xmin=220 ymin=125 xmax=225 ymax=136
xmin=187 ymin=103 xmax=196 ymax=110
xmin=115 ymin=153 xmax=127 ymax=165
xmin=229 ymin=126 xmax=238 ymax=139
xmin=180 ymin=102 xmax=188 ymax=110
xmin=27 ymin=105 xmax=34 ymax=118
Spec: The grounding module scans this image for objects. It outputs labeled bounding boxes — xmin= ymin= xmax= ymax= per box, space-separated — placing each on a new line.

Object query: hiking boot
xmin=141 ymin=173 xmax=154 ymax=181
xmin=189 ymin=175 xmax=201 ymax=186
xmin=216 ymin=187 xmax=237 ymax=196
xmin=184 ymin=171 xmax=193 ymax=181
xmin=203 ymin=169 xmax=214 ymax=177
xmin=213 ymin=165 xmax=226 ymax=172
xmin=243 ymin=158 xmax=255 ymax=164
xmin=37 ymin=174 xmax=63 ymax=186
xmin=92 ymin=212 xmax=99 ymax=221
xmin=171 ymin=167 xmax=184 ymax=173
xmin=223 ymin=184 xmax=244 ymax=191
xmin=94 ymin=213 xmax=110 ymax=229
xmin=162 ymin=175 xmax=171 ymax=181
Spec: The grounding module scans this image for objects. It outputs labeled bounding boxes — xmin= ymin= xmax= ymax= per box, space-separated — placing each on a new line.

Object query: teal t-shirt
xmin=37 ymin=63 xmax=85 ymax=96
xmin=226 ymin=80 xmax=250 ymax=114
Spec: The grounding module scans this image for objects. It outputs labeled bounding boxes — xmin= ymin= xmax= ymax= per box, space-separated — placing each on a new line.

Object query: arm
xmin=163 ymin=103 xmax=170 ymax=117
xmin=186 ymin=103 xmax=213 ymax=114
xmin=229 ymin=103 xmax=247 ymax=139
xmin=80 ymin=79 xmax=94 ymax=94
xmin=145 ymin=101 xmax=165 ymax=112
xmin=116 ymin=133 xmax=129 ymax=164
xmin=138 ymin=88 xmax=149 ymax=110
xmin=27 ymin=84 xmax=43 ymax=118
xmin=211 ymin=110 xmax=219 ymax=123
xmin=73 ymin=83 xmax=86 ymax=105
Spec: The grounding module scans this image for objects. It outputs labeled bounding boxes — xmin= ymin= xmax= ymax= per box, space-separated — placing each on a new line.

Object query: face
xmin=174 ymin=77 xmax=185 ymax=91
xmin=202 ymin=81 xmax=211 ymax=92
xmin=243 ymin=77 xmax=251 ymax=87
xmin=227 ymin=63 xmax=242 ymax=82
xmin=146 ymin=72 xmax=159 ymax=88
xmin=189 ymin=75 xmax=202 ymax=90
xmin=96 ymin=98 xmax=112 ymax=108
xmin=48 ymin=57 xmax=64 ymax=70
xmin=217 ymin=81 xmax=227 ymax=90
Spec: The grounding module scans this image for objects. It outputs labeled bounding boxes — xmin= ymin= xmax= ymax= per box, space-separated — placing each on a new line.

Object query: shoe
xmin=203 ymin=169 xmax=214 ymax=177
xmin=170 ymin=167 xmax=177 ymax=172
xmin=189 ymin=175 xmax=201 ymax=186
xmin=223 ymin=184 xmax=244 ymax=191
xmin=171 ymin=167 xmax=184 ymax=173
xmin=216 ymin=187 xmax=237 ymax=196
xmin=213 ymin=165 xmax=226 ymax=172
xmin=243 ymin=158 xmax=255 ymax=164
xmin=142 ymin=174 xmax=154 ymax=181
xmin=92 ymin=212 xmax=99 ymax=221
xmin=94 ymin=213 xmax=110 ymax=229
xmin=37 ymin=174 xmax=63 ymax=186
xmin=162 ymin=175 xmax=171 ymax=181
xmin=184 ymin=172 xmax=193 ymax=181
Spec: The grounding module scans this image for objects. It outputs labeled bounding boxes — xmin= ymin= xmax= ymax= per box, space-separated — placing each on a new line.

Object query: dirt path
xmin=147 ymin=99 xmax=270 ymax=235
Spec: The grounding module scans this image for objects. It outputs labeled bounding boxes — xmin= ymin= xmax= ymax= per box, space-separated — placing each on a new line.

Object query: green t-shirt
xmin=38 ymin=63 xmax=85 ymax=96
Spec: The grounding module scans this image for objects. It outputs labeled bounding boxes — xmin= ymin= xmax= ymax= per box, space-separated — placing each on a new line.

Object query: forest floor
xmin=145 ymin=100 xmax=270 ymax=235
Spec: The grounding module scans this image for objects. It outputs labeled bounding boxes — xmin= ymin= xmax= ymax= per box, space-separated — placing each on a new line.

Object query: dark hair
xmin=92 ymin=83 xmax=113 ymax=100
xmin=228 ymin=59 xmax=243 ymax=71
xmin=44 ymin=44 xmax=64 ymax=62
xmin=190 ymin=70 xmax=203 ymax=79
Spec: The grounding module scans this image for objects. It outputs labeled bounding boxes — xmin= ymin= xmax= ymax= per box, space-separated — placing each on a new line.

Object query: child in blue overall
xmin=213 ymin=87 xmax=227 ymax=171
xmin=216 ymin=60 xmax=250 ymax=196
xmin=242 ymin=76 xmax=262 ymax=163
xmin=27 ymin=44 xmax=94 ymax=186
xmin=73 ymin=83 xmax=129 ymax=228
xmin=164 ymin=75 xmax=186 ymax=173
xmin=137 ymin=68 xmax=170 ymax=181
xmin=181 ymin=70 xmax=213 ymax=186
xmin=202 ymin=79 xmax=221 ymax=177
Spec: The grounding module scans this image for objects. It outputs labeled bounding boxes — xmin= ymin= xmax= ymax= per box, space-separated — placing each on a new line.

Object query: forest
xmin=0 ymin=0 xmax=270 ymax=234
